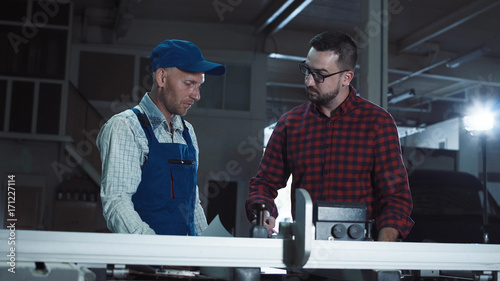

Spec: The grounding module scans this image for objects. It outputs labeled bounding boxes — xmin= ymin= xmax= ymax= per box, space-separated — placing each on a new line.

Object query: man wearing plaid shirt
xmin=246 ymin=31 xmax=413 ymax=241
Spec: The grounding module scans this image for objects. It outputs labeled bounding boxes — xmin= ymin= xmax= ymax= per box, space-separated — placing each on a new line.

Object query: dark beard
xmin=306 ymin=86 xmax=338 ymax=106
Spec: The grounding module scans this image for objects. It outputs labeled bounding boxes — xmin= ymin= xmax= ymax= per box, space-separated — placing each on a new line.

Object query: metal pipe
xmin=481 ymin=134 xmax=489 ymax=244
xmin=388 ymin=58 xmax=450 ymax=87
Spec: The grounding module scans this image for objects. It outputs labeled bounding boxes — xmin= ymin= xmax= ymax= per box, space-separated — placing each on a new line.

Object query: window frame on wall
xmin=0 ymin=0 xmax=72 ymax=141
xmin=70 ymin=45 xmax=151 ymax=115
xmin=195 ymin=62 xmax=252 ymax=112
xmin=70 ymin=45 xmax=255 ymax=119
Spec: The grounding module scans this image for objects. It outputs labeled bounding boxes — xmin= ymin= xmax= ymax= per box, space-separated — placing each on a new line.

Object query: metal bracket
xmin=283 ymin=188 xmax=313 ymax=268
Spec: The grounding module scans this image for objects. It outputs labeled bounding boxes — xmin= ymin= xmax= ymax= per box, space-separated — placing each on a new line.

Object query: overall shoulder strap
xmin=180 ymin=117 xmax=194 ymax=147
xmin=131 ymin=108 xmax=155 ymax=146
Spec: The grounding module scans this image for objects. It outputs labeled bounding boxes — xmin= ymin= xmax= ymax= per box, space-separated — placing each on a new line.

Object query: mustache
xmin=306 ymin=86 xmax=318 ymax=94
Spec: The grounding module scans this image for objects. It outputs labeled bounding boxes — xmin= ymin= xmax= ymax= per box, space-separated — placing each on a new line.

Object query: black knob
xmin=331 ymin=224 xmax=346 ymax=239
xmin=348 ymin=224 xmax=364 ymax=240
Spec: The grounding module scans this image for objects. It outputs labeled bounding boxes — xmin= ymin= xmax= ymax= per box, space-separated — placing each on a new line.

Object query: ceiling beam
xmin=405 ymin=83 xmax=474 ymax=109
xmin=388 ymin=58 xmax=450 ymax=87
xmin=389 ymin=69 xmax=500 ymax=87
xmin=398 ymin=0 xmax=500 ymax=53
xmin=260 ymin=0 xmax=314 ymax=36
xmin=421 ymin=81 xmax=469 ymax=98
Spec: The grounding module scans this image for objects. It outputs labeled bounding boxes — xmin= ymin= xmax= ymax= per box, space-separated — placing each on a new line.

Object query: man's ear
xmin=155 ymin=68 xmax=167 ymax=87
xmin=342 ymin=70 xmax=354 ymax=87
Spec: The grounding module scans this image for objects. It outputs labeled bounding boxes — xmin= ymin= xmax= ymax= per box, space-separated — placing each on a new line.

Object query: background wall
xmin=1 ymin=1 xmax=499 ymax=237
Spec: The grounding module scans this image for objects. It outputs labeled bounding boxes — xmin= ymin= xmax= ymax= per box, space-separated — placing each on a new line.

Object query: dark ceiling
xmin=74 ymin=0 xmax=500 ymax=128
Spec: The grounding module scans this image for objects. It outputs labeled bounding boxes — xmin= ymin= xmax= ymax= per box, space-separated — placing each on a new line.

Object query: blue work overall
xmin=131 ymin=108 xmax=197 ymax=235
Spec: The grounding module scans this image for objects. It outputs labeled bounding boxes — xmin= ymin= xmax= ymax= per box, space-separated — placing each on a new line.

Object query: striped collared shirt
xmin=97 ymin=93 xmax=208 ymax=235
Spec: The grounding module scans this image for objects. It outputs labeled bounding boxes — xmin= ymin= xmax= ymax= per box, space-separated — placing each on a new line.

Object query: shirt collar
xmin=139 ymin=93 xmax=184 ymax=132
xmin=311 ymin=85 xmax=360 ymax=118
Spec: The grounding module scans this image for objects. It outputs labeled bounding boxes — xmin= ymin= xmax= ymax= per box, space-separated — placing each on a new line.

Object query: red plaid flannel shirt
xmin=246 ymin=87 xmax=414 ymax=238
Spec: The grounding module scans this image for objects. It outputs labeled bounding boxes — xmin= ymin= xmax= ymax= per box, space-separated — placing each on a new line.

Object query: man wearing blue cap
xmin=97 ymin=40 xmax=226 ymax=235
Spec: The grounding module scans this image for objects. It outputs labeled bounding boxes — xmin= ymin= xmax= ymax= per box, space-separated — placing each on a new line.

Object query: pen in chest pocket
xmin=168 ymin=159 xmax=195 ymax=165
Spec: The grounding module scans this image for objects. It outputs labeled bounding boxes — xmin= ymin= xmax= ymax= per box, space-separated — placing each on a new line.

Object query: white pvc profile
xmin=2 ymin=229 xmax=500 ymax=271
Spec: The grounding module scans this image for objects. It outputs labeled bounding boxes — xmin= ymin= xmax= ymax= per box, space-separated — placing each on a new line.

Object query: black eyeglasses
xmin=299 ymin=61 xmax=348 ymax=83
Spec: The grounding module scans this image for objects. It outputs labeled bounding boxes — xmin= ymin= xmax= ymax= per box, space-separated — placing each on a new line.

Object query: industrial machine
xmin=314 ymin=200 xmax=373 ymax=241
xmin=1 ymin=189 xmax=499 ymax=281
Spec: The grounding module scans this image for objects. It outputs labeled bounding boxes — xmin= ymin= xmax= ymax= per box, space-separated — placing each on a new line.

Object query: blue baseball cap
xmin=150 ymin=39 xmax=226 ymax=75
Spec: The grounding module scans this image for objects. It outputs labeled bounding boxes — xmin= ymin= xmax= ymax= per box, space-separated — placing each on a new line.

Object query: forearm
xmin=246 ymin=179 xmax=279 ymax=221
xmin=246 ymin=120 xmax=289 ymax=221
xmin=102 ymin=195 xmax=155 ymax=234
xmin=98 ymin=115 xmax=153 ymax=234
xmin=194 ymin=187 xmax=208 ymax=234
xmin=373 ymin=119 xmax=414 ymax=238
xmin=374 ymin=173 xmax=414 ymax=238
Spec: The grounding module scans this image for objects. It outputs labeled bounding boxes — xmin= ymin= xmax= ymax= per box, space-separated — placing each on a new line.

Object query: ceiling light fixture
xmin=388 ymin=89 xmax=415 ymax=104
xmin=446 ymin=47 xmax=491 ymax=68
xmin=268 ymin=53 xmax=306 ymax=62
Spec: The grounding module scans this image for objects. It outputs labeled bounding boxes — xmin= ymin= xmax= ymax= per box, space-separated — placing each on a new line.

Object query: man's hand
xmin=378 ymin=227 xmax=399 ymax=241
xmin=251 ymin=210 xmax=277 ymax=236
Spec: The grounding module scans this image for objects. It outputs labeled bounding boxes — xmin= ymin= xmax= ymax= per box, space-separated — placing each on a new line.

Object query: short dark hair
xmin=309 ymin=31 xmax=357 ymax=71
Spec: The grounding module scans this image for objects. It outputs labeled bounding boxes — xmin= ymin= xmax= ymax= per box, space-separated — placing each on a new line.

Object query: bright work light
xmin=463 ymin=112 xmax=494 ymax=132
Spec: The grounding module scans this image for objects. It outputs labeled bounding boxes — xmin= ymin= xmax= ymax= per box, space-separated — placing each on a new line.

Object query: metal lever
xmin=250 ymin=202 xmax=269 ymax=238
